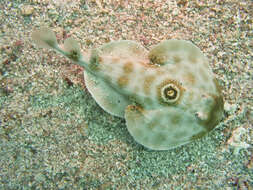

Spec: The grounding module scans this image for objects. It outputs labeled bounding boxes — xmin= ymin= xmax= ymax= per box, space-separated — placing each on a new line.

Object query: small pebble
xmin=20 ymin=5 xmax=34 ymax=16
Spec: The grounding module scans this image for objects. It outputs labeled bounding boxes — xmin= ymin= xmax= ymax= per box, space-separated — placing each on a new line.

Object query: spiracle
xmin=157 ymin=79 xmax=184 ymax=105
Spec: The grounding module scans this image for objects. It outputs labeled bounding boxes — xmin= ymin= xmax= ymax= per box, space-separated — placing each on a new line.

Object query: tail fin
xmin=32 ymin=27 xmax=91 ymax=73
xmin=32 ymin=27 xmax=80 ymax=61
xmin=32 ymin=27 xmax=58 ymax=49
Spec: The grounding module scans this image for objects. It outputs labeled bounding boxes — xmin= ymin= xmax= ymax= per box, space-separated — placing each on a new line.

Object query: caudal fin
xmin=32 ymin=27 xmax=58 ymax=49
xmin=32 ymin=27 xmax=91 ymax=73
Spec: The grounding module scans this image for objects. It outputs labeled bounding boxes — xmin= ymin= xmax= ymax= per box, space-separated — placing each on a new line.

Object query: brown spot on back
xmin=123 ymin=62 xmax=134 ymax=74
xmin=188 ymin=54 xmax=197 ymax=64
xmin=143 ymin=75 xmax=156 ymax=95
xmin=111 ymin=57 xmax=120 ymax=64
xmin=117 ymin=75 xmax=129 ymax=88
xmin=185 ymin=72 xmax=196 ymax=85
xmin=131 ymin=45 xmax=145 ymax=56
xmin=173 ymin=55 xmax=181 ymax=63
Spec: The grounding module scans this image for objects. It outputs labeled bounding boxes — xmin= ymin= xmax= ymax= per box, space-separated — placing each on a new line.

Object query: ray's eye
xmin=163 ymin=84 xmax=178 ymax=99
xmin=161 ymin=83 xmax=180 ymax=103
xmin=157 ymin=80 xmax=183 ymax=104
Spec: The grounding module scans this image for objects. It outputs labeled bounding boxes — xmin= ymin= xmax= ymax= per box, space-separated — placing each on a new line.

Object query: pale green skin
xmin=32 ymin=28 xmax=224 ymax=150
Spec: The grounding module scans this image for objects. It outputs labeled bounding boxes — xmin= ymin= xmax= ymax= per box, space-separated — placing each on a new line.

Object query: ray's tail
xmin=32 ymin=27 xmax=90 ymax=71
